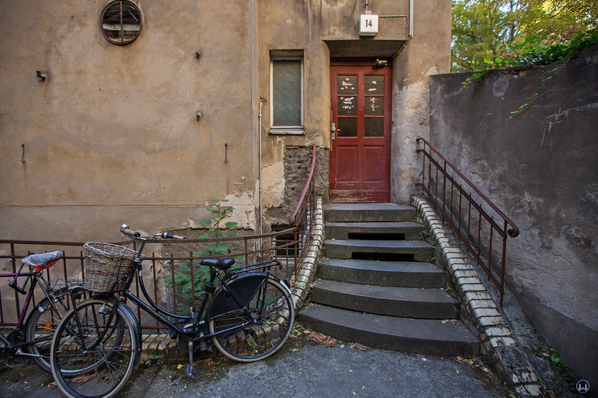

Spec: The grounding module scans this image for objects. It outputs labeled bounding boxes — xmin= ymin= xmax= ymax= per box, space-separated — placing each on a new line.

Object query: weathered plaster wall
xmin=0 ymin=0 xmax=452 ymax=241
xmin=258 ymin=0 xmax=451 ymax=222
xmin=429 ymin=45 xmax=598 ymax=386
xmin=391 ymin=0 xmax=452 ymax=204
xmin=0 ymin=0 xmax=256 ymax=242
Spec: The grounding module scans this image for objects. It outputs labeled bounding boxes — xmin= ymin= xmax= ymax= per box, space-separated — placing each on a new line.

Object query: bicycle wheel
xmin=25 ymin=287 xmax=81 ymax=373
xmin=50 ymin=298 xmax=138 ymax=398
xmin=209 ymin=276 xmax=294 ymax=362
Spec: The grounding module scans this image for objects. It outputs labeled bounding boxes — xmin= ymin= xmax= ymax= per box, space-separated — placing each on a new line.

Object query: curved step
xmin=299 ymin=304 xmax=480 ymax=357
xmin=325 ymin=221 xmax=425 ymax=240
xmin=318 ymin=258 xmax=445 ymax=288
xmin=311 ymin=280 xmax=459 ymax=319
xmin=324 ymin=239 xmax=434 ymax=262
xmin=324 ymin=203 xmax=415 ymax=222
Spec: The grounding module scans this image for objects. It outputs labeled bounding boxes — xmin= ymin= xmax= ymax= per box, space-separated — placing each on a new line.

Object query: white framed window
xmin=270 ymin=51 xmax=304 ymax=134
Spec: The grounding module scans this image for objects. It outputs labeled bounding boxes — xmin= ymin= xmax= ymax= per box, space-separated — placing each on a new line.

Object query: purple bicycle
xmin=0 ymin=251 xmax=84 ymax=373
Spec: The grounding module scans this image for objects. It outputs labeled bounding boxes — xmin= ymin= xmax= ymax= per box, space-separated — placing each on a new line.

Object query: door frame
xmin=329 ymin=58 xmax=392 ymax=203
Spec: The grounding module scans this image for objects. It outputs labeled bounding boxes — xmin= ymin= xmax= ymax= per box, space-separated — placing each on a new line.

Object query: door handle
xmin=331 ymin=123 xmax=336 ymax=140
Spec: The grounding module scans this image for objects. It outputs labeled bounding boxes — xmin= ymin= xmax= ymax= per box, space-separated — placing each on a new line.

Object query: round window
xmin=100 ymin=1 xmax=142 ymax=45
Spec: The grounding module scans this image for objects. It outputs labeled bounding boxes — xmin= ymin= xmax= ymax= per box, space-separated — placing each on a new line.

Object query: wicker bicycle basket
xmin=83 ymin=242 xmax=143 ymax=293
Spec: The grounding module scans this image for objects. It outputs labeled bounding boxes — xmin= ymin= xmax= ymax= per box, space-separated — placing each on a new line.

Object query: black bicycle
xmin=0 ymin=251 xmax=84 ymax=373
xmin=50 ymin=224 xmax=295 ymax=398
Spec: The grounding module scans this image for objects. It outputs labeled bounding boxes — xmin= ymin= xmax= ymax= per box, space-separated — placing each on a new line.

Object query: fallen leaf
xmin=71 ymin=373 xmax=97 ymax=386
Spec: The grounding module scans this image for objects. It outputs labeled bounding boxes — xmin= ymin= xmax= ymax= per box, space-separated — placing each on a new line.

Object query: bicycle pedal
xmin=199 ymin=340 xmax=212 ymax=353
xmin=185 ymin=365 xmax=196 ymax=379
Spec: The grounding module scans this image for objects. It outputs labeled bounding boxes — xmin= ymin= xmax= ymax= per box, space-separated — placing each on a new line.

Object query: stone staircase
xmin=299 ymin=203 xmax=480 ymax=357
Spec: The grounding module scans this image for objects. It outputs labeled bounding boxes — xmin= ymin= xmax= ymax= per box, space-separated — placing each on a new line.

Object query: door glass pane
xmin=365 ymin=96 xmax=384 ymax=116
xmin=338 ymin=118 xmax=357 ymax=137
xmin=338 ymin=76 xmax=357 ymax=94
xmin=338 ymin=96 xmax=357 ymax=116
xmin=272 ymin=60 xmax=302 ymax=126
xmin=364 ymin=118 xmax=384 ymax=136
xmin=365 ymin=76 xmax=384 ymax=94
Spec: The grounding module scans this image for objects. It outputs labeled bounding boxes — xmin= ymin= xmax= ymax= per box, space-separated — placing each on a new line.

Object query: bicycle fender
xmin=208 ymin=272 xmax=268 ymax=318
xmin=96 ymin=295 xmax=143 ymax=369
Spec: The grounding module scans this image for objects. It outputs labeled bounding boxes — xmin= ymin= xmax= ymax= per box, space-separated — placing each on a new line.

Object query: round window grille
xmin=100 ymin=1 xmax=142 ymax=45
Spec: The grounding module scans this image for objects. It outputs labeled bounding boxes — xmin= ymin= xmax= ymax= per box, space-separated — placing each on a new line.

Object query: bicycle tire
xmin=24 ymin=287 xmax=80 ymax=373
xmin=209 ymin=276 xmax=294 ymax=362
xmin=50 ymin=298 xmax=138 ymax=398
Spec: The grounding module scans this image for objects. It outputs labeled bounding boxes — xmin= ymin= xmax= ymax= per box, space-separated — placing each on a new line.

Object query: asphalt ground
xmin=0 ymin=326 xmax=517 ymax=398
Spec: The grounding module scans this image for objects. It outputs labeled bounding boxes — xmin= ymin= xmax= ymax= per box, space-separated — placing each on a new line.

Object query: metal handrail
xmin=290 ymin=144 xmax=317 ymax=225
xmin=415 ymin=137 xmax=519 ymax=305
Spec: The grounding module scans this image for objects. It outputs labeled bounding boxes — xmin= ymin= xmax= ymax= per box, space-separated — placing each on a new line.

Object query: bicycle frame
xmin=0 ymin=268 xmax=66 ymax=351
xmin=116 ymin=256 xmax=281 ymax=344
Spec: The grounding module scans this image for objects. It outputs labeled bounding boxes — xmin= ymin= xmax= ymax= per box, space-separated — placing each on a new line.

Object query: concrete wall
xmin=0 ymin=0 xmax=451 ymax=242
xmin=429 ymin=45 xmax=598 ymax=386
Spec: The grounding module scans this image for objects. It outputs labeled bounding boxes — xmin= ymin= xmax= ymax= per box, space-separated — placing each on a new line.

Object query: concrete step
xmin=324 ymin=203 xmax=416 ymax=223
xmin=317 ymin=258 xmax=446 ymax=288
xmin=310 ymin=280 xmax=459 ymax=319
xmin=324 ymin=239 xmax=434 ymax=262
xmin=325 ymin=221 xmax=425 ymax=240
xmin=299 ymin=304 xmax=480 ymax=357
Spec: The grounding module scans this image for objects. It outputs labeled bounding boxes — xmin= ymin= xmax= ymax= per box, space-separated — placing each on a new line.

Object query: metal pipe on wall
xmin=409 ymin=0 xmax=413 ymax=38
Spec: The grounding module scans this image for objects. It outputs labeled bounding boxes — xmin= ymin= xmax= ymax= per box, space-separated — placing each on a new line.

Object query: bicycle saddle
xmin=200 ymin=256 xmax=235 ymax=270
xmin=22 ymin=251 xmax=62 ymax=271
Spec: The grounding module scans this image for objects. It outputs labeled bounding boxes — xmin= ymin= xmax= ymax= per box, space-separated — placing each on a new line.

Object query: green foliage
xmin=453 ymin=0 xmax=598 ymax=73
xmin=549 ymin=344 xmax=568 ymax=373
xmin=459 ymin=23 xmax=598 ymax=117
xmin=166 ymin=199 xmax=243 ymax=313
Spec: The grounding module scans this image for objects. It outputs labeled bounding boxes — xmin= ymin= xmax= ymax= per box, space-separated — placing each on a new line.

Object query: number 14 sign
xmin=359 ymin=14 xmax=379 ymax=37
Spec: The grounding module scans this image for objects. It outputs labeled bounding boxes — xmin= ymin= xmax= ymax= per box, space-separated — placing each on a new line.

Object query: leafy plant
xmin=166 ymin=199 xmax=243 ymax=313
xmin=549 ymin=344 xmax=568 ymax=373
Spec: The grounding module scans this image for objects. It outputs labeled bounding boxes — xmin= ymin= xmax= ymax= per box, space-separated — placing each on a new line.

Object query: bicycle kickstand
xmin=186 ymin=340 xmax=196 ymax=379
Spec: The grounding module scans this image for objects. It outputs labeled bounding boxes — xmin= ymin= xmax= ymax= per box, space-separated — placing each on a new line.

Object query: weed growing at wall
xmin=166 ymin=199 xmax=242 ymax=313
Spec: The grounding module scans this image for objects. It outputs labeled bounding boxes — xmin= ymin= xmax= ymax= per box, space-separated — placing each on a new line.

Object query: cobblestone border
xmin=411 ymin=195 xmax=542 ymax=397
xmin=291 ymin=196 xmax=324 ymax=310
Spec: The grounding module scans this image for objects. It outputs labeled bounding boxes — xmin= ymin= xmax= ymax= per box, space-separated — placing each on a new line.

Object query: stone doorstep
xmin=411 ymin=195 xmax=542 ymax=397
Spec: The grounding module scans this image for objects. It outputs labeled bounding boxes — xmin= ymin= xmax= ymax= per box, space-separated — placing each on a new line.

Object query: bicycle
xmin=0 ymin=251 xmax=83 ymax=373
xmin=50 ymin=224 xmax=295 ymax=398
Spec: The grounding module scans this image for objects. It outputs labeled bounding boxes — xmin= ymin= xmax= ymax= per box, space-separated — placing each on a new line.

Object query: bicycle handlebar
xmin=157 ymin=232 xmax=186 ymax=240
xmin=120 ymin=224 xmax=186 ymax=240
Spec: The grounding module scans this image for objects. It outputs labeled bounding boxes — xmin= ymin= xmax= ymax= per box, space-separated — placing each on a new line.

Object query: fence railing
xmin=416 ymin=138 xmax=519 ymax=305
xmin=0 ymin=145 xmax=318 ymax=333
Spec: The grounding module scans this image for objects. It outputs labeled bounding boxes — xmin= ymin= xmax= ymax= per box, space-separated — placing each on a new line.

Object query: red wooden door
xmin=329 ymin=61 xmax=391 ymax=202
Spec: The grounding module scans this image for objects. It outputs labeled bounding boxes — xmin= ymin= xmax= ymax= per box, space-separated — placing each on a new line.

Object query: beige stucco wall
xmin=0 ymin=0 xmax=451 ymax=241
xmin=0 ymin=0 xmax=257 ymax=242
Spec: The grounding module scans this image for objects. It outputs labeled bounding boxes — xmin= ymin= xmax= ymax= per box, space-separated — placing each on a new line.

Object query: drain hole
xmin=351 ymin=252 xmax=415 ymax=261
xmin=348 ymin=233 xmax=405 ymax=241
